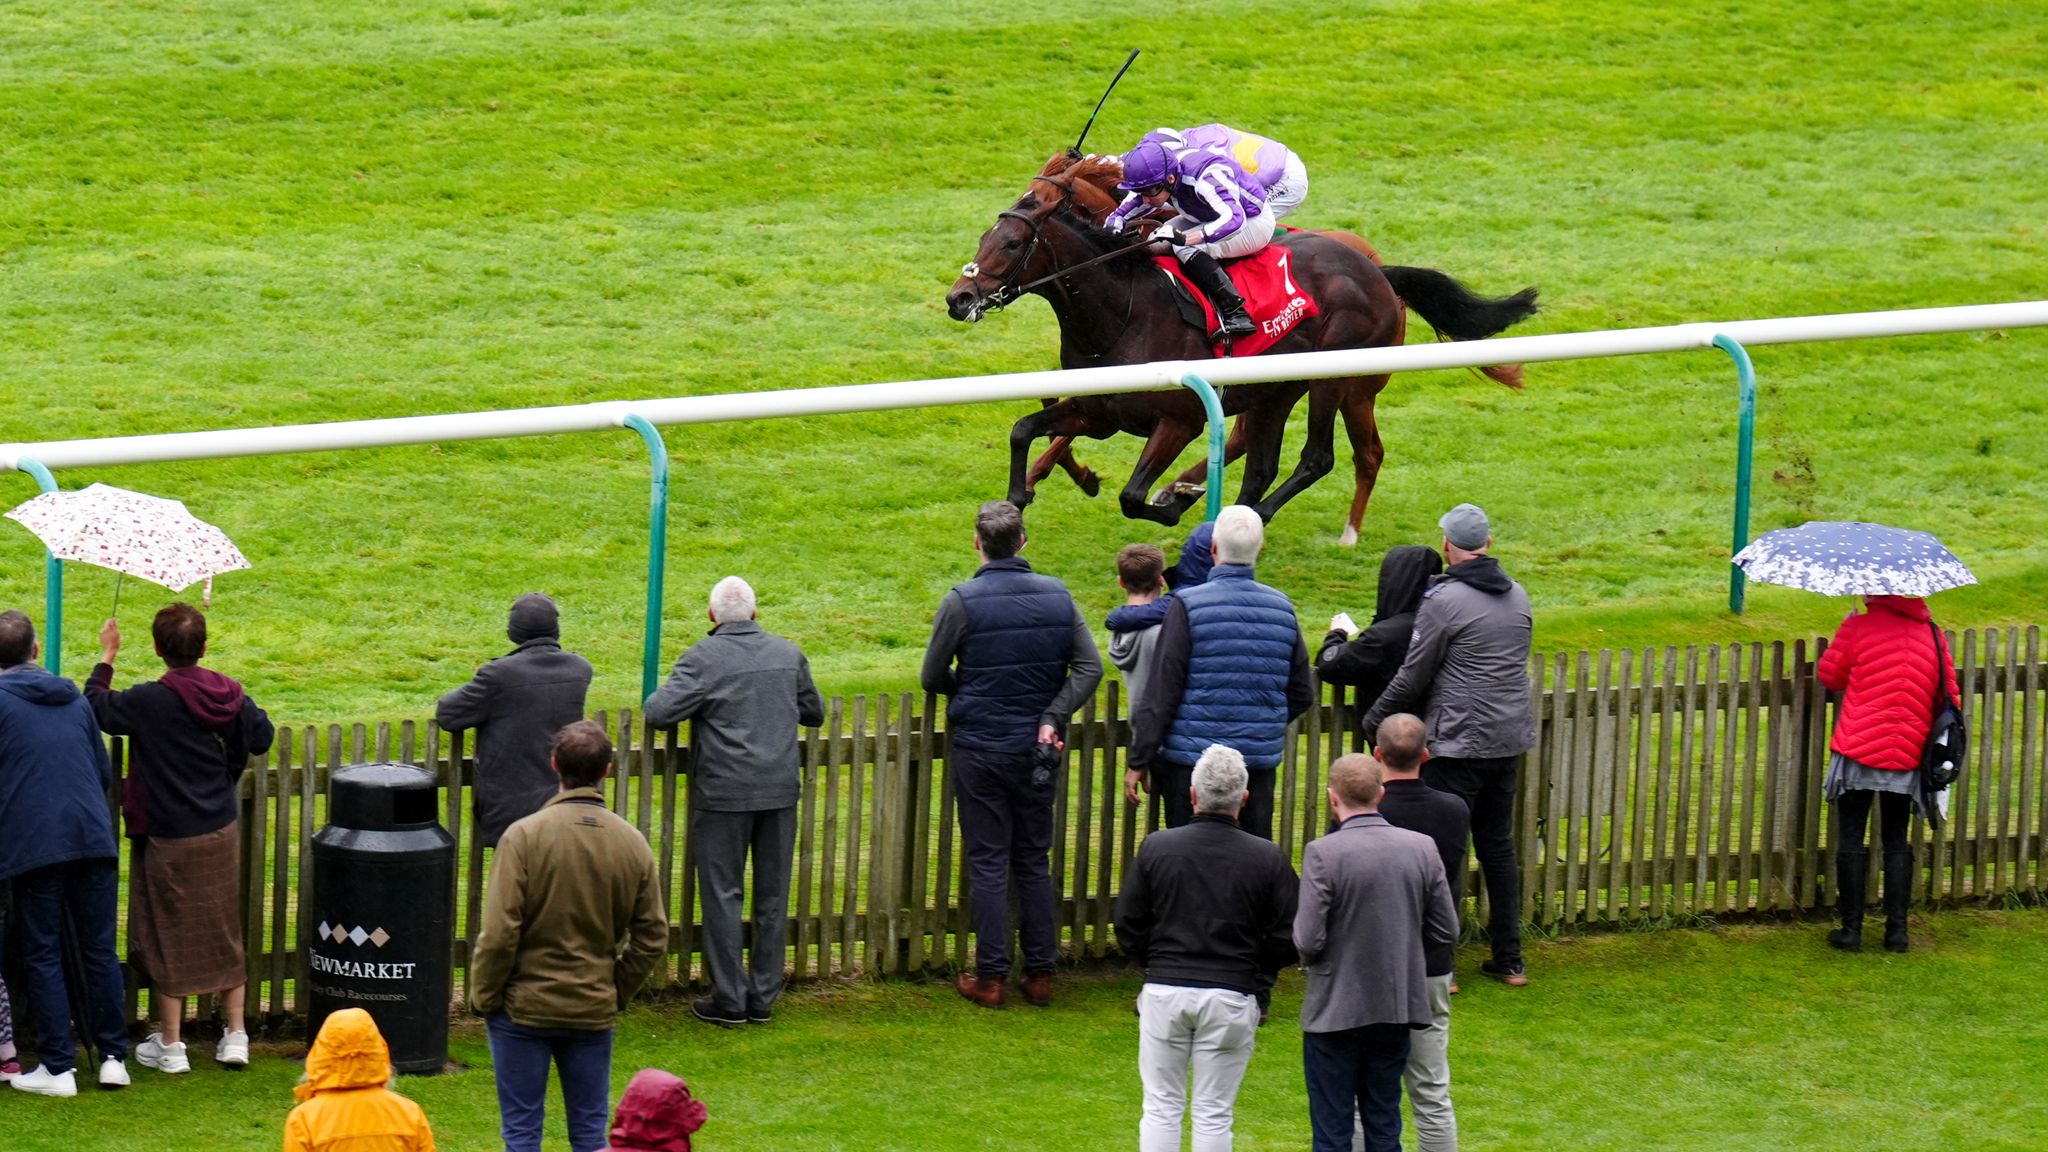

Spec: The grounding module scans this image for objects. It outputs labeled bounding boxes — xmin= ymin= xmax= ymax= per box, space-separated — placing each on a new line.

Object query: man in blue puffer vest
xmin=922 ymin=501 xmax=1102 ymax=1010
xmin=1126 ymin=505 xmax=1314 ymax=841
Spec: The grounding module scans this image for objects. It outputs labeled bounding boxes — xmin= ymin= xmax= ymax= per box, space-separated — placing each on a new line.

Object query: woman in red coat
xmin=1816 ymin=595 xmax=1956 ymax=953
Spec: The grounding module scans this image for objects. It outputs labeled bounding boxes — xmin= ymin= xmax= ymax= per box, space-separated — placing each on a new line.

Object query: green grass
xmin=2 ymin=1 xmax=2046 ymax=720
xmin=5 ymin=909 xmax=2044 ymax=1150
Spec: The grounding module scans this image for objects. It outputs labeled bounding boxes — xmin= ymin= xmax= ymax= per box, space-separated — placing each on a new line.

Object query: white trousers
xmin=1137 ymin=983 xmax=1261 ymax=1152
xmin=1353 ymin=973 xmax=1456 ymax=1152
xmin=1166 ymin=208 xmax=1276 ymax=262
xmin=1262 ymin=152 xmax=1309 ymax=221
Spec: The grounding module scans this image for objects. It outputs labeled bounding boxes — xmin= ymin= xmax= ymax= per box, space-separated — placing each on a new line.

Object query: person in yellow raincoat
xmin=283 ymin=1009 xmax=435 ymax=1151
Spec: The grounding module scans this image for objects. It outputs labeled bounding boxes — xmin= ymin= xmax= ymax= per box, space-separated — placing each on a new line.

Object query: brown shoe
xmin=955 ymin=972 xmax=1006 ymax=1009
xmin=1020 ymin=973 xmax=1053 ymax=1008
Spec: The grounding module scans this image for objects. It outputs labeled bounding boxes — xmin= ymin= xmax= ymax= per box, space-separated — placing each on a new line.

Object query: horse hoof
xmin=1337 ymin=526 xmax=1359 ymax=548
xmin=1078 ymin=471 xmax=1101 ymax=498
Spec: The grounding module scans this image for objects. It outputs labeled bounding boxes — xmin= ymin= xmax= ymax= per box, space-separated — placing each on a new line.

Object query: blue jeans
xmin=10 ymin=858 xmax=129 ymax=1074
xmin=1303 ymin=1023 xmax=1411 ymax=1152
xmin=486 ymin=1012 xmax=614 ymax=1152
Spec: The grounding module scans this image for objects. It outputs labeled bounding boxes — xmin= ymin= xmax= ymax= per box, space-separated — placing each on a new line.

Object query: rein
xmin=962 ymin=175 xmax=1158 ymax=314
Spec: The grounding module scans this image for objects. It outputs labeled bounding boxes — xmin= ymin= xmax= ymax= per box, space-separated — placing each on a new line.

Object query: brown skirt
xmin=129 ymin=823 xmax=245 ymax=997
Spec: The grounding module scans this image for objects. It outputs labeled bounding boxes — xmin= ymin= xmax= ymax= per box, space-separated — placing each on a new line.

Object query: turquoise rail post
xmin=621 ymin=415 xmax=670 ymax=701
xmin=16 ymin=458 xmax=61 ymax=672
xmin=1714 ymin=334 xmax=1757 ymax=614
xmin=1179 ymin=373 xmax=1227 ymax=522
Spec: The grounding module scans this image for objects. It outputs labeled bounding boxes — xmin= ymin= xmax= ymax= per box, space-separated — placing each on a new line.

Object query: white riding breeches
xmin=1263 ymin=152 xmax=1309 ymax=221
xmin=1167 ymin=209 xmax=1276 ymax=262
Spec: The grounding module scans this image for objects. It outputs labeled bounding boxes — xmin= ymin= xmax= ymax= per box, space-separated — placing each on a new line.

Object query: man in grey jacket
xmin=645 ymin=577 xmax=824 ymax=1028
xmin=1296 ymin=754 xmax=1458 ymax=1152
xmin=437 ymin=593 xmax=595 ymax=849
xmin=1361 ymin=502 xmax=1535 ymax=985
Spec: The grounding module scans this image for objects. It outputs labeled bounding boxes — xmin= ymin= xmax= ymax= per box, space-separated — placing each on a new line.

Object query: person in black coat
xmin=1115 ymin=743 xmax=1297 ymax=1152
xmin=436 ymin=593 xmax=594 ymax=849
xmin=1315 ymin=545 xmax=1443 ymax=732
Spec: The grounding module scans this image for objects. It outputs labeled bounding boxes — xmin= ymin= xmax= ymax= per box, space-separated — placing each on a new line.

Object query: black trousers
xmin=1836 ymin=788 xmax=1911 ymax=850
xmin=1422 ymin=755 xmax=1522 ymax=967
xmin=1157 ymin=763 xmax=1277 ymax=841
xmin=952 ymin=745 xmax=1057 ymax=978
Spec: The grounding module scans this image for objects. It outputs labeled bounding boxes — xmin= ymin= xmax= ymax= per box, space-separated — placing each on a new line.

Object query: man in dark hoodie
xmin=0 ymin=610 xmax=130 ymax=1097
xmin=1362 ymin=503 xmax=1536 ymax=987
xmin=437 ymin=593 xmax=594 ymax=849
xmin=1315 ymin=545 xmax=1444 ymax=734
xmin=88 ymin=603 xmax=274 ymax=1072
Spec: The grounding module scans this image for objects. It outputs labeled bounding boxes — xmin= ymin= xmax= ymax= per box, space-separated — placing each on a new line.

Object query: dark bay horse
xmin=946 ymin=154 xmax=1539 ymax=530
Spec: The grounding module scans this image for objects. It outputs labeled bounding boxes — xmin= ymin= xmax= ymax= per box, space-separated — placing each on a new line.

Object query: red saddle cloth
xmin=1153 ymin=242 xmax=1320 ymax=357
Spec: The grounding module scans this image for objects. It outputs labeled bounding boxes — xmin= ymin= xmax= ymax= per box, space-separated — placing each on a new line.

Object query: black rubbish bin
xmin=307 ymin=763 xmax=456 ymax=1075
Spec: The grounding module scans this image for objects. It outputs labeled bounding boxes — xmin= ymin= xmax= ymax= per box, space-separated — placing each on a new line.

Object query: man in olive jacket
xmin=436 ymin=592 xmax=593 ymax=848
xmin=469 ymin=722 xmax=668 ymax=1152
xmin=644 ymin=576 xmax=824 ymax=1029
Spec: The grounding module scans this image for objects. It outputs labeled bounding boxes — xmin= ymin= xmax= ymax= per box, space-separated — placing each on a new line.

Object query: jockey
xmin=1104 ymin=139 xmax=1268 ymax=340
xmin=1151 ymin=123 xmax=1310 ymax=222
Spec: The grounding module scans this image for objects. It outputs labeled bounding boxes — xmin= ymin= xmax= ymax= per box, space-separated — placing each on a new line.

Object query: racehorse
xmin=946 ymin=153 xmax=1539 ymax=531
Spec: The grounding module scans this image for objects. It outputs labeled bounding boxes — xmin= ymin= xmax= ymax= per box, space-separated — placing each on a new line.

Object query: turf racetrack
xmin=2 ymin=2 xmax=2044 ymax=718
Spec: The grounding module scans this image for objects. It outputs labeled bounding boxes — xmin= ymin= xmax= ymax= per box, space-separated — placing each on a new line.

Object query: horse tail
xmin=1379 ymin=266 xmax=1540 ymax=389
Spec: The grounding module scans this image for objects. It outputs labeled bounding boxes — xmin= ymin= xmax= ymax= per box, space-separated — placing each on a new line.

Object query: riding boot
xmin=1882 ymin=846 xmax=1914 ymax=953
xmin=1827 ymin=847 xmax=1867 ymax=952
xmin=1179 ymin=251 xmax=1256 ymax=340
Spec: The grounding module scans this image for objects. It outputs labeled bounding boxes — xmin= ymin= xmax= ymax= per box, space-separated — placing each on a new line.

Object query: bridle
xmin=958 ymin=175 xmax=1153 ymax=319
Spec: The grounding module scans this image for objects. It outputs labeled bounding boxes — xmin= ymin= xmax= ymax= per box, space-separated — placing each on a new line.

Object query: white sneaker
xmin=135 ymin=1032 xmax=190 ymax=1075
xmin=215 ymin=1030 xmax=249 ymax=1069
xmin=98 ymin=1057 xmax=130 ymax=1089
xmin=10 ymin=1066 xmax=77 ymax=1097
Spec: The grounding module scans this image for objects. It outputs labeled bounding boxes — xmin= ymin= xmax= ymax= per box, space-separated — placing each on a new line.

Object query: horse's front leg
xmin=1008 ymin=402 xmax=1092 ymax=509
xmin=1169 ymin=414 xmax=1251 ymax=494
xmin=1118 ymin=420 xmax=1201 ymax=525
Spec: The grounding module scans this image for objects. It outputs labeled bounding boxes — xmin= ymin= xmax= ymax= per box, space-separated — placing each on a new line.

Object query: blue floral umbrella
xmin=1733 ymin=521 xmax=1976 ymax=597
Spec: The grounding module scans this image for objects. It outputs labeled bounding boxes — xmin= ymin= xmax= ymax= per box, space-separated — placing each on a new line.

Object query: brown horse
xmin=947 ymin=154 xmax=1538 ymax=530
xmin=1023 ymin=157 xmax=1532 ymax=543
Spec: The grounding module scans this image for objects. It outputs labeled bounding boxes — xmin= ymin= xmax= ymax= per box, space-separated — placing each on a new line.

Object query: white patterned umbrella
xmin=1733 ymin=521 xmax=1975 ymax=597
xmin=5 ymin=483 xmax=251 ymax=601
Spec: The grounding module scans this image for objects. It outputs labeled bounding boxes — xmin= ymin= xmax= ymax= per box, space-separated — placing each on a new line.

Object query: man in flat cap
xmin=1362 ymin=503 xmax=1535 ymax=987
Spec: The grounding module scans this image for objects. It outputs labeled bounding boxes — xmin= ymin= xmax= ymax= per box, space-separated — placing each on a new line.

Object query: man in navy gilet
xmin=1127 ymin=505 xmax=1314 ymax=841
xmin=922 ymin=501 xmax=1102 ymax=1009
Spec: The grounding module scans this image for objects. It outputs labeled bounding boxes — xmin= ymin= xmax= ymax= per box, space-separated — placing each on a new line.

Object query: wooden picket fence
xmin=111 ymin=625 xmax=2048 ymax=1027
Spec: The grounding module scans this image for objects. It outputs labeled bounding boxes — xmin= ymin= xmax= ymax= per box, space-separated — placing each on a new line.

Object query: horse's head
xmin=946 ymin=153 xmax=1124 ymax=322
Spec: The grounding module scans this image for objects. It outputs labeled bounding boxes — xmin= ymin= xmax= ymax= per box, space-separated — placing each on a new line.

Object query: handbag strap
xmin=1927 ymin=618 xmax=1954 ymax=710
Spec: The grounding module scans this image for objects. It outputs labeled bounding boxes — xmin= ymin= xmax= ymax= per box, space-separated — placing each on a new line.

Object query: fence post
xmin=1712 ymin=334 xmax=1757 ymax=615
xmin=619 ymin=413 xmax=670 ymax=702
xmin=16 ymin=458 xmax=62 ymax=672
xmin=1178 ymin=373 xmax=1227 ymax=523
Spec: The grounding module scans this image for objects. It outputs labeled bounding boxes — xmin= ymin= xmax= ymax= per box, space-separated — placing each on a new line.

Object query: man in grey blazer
xmin=1295 ymin=754 xmax=1459 ymax=1152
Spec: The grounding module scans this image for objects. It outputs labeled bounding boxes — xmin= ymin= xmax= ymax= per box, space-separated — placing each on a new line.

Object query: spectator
xmin=1115 ymin=744 xmax=1297 ymax=1152
xmin=282 ymin=1008 xmax=435 ymax=1151
xmin=1358 ymin=718 xmax=1469 ymax=1152
xmin=602 ymin=1068 xmax=709 ymax=1152
xmin=1816 ymin=595 xmax=1956 ymax=954
xmin=1296 ymin=754 xmax=1458 ymax=1152
xmin=0 ymin=610 xmax=130 ymax=1097
xmin=469 ymin=722 xmax=669 ymax=1152
xmin=1315 ymin=545 xmax=1443 ymax=729
xmin=1165 ymin=521 xmax=1218 ymax=592
xmin=1361 ymin=503 xmax=1535 ymax=986
xmin=1106 ymin=544 xmax=1169 ymax=718
xmin=921 ymin=501 xmax=1102 ymax=1009
xmin=436 ymin=593 xmax=594 ymax=849
xmin=1128 ymin=505 xmax=1314 ymax=839
xmin=87 ymin=604 xmax=274 ymax=1073
xmin=644 ymin=577 xmax=824 ymax=1029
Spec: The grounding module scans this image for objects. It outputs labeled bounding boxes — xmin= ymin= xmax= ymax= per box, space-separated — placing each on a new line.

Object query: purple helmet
xmin=1116 ymin=141 xmax=1177 ymax=191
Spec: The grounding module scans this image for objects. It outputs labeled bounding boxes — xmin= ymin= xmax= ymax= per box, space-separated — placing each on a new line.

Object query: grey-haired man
xmin=1361 ymin=503 xmax=1534 ymax=986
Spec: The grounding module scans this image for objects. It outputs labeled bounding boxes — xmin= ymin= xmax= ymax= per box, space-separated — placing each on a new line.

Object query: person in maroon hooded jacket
xmin=601 ymin=1068 xmax=708 ymax=1152
xmin=1816 ymin=594 xmax=1957 ymax=954
xmin=86 ymin=603 xmax=273 ymax=1073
